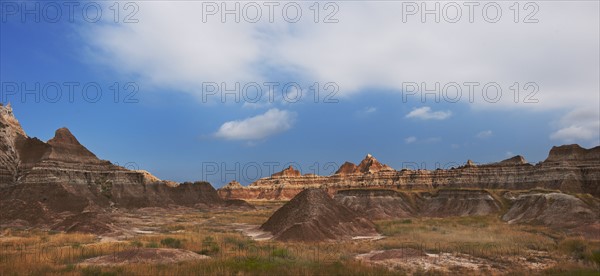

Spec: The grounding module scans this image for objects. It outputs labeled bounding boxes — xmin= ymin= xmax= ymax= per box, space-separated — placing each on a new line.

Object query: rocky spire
xmin=0 ymin=103 xmax=26 ymax=137
xmin=356 ymin=154 xmax=394 ymax=174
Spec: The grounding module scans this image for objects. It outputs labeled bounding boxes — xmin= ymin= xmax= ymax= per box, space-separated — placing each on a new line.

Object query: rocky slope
xmin=334 ymin=189 xmax=501 ymax=219
xmin=0 ymin=103 xmax=249 ymax=232
xmin=260 ymin=189 xmax=378 ymax=242
xmin=502 ymin=192 xmax=600 ymax=228
xmin=333 ymin=188 xmax=599 ymax=232
xmin=218 ymin=146 xmax=600 ymax=200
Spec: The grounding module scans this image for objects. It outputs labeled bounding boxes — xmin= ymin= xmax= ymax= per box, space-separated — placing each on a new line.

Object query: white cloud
xmin=550 ymin=107 xmax=600 ymax=143
xmin=506 ymin=151 xmax=514 ymax=157
xmin=357 ymin=106 xmax=377 ymax=117
xmin=476 ymin=130 xmax=493 ymax=139
xmin=364 ymin=107 xmax=377 ymax=114
xmin=81 ymin=2 xmax=598 ymax=111
xmin=405 ymin=136 xmax=441 ymax=144
xmin=80 ymin=2 xmax=598 ymax=141
xmin=406 ymin=107 xmax=452 ymax=120
xmin=214 ymin=108 xmax=296 ymax=140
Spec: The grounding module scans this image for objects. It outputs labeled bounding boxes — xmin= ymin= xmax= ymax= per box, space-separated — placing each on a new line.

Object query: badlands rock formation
xmin=0 ymin=103 xmax=249 ymax=232
xmin=219 ymin=146 xmax=600 ymax=200
xmin=260 ymin=189 xmax=378 ymax=242
xmin=502 ymin=192 xmax=599 ymax=228
xmin=334 ymin=189 xmax=501 ymax=220
xmin=334 ymin=188 xmax=599 ymax=231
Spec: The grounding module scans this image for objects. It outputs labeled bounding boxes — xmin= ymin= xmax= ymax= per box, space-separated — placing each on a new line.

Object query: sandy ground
xmin=356 ymin=249 xmax=558 ymax=274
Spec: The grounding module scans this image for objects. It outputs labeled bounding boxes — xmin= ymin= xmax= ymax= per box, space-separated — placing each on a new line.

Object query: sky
xmin=1 ymin=1 xmax=599 ymax=187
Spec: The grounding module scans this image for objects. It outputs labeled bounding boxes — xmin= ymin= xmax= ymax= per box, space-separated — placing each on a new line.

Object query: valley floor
xmin=1 ymin=200 xmax=599 ymax=275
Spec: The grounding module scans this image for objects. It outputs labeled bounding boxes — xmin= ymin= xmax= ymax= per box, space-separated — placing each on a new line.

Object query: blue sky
xmin=1 ymin=1 xmax=599 ymax=186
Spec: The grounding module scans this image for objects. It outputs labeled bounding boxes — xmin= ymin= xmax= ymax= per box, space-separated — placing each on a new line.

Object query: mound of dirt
xmin=0 ymin=182 xmax=91 ymax=218
xmin=52 ymin=212 xmax=114 ymax=234
xmin=224 ymin=199 xmax=256 ymax=210
xmin=260 ymin=189 xmax=378 ymax=242
xmin=502 ymin=192 xmax=600 ymax=228
xmin=81 ymin=248 xmax=209 ymax=266
xmin=334 ymin=189 xmax=416 ymax=219
xmin=419 ymin=190 xmax=501 ymax=217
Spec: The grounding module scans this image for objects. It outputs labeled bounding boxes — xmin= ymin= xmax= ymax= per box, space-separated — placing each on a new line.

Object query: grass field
xmin=1 ymin=200 xmax=599 ymax=275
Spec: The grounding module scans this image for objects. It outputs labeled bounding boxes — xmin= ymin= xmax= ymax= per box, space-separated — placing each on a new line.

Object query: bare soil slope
xmin=260 ymin=189 xmax=378 ymax=242
xmin=502 ymin=192 xmax=600 ymax=228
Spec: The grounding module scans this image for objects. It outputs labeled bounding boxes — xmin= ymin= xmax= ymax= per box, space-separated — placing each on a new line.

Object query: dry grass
xmin=1 ymin=194 xmax=599 ymax=275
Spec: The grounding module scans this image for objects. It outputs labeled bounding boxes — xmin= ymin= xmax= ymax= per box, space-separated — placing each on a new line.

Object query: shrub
xmin=271 ymin=248 xmax=290 ymax=259
xmin=558 ymin=238 xmax=587 ymax=260
xmin=589 ymin=250 xmax=600 ymax=266
xmin=160 ymin=238 xmax=182 ymax=249
xmin=200 ymin=236 xmax=220 ymax=255
xmin=129 ymin=240 xmax=143 ymax=248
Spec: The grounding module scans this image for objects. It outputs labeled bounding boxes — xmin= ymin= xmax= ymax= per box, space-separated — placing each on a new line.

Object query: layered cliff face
xmin=0 ymin=104 xmax=245 ymax=231
xmin=502 ymin=192 xmax=600 ymax=228
xmin=218 ymin=145 xmax=600 ymax=200
xmin=334 ymin=189 xmax=501 ymax=220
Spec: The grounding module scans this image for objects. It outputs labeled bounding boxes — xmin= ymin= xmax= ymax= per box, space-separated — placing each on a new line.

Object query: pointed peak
xmin=272 ymin=165 xmax=301 ymax=177
xmin=499 ymin=155 xmax=528 ymax=165
xmin=335 ymin=162 xmax=358 ymax=175
xmin=466 ymin=160 xmax=476 ymax=167
xmin=357 ymin=154 xmax=394 ymax=173
xmin=48 ymin=127 xmax=81 ymax=145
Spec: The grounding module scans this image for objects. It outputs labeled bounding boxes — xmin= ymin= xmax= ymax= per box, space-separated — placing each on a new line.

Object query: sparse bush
xmin=271 ymin=248 xmax=290 ymax=259
xmin=558 ymin=238 xmax=587 ymax=260
xmin=200 ymin=236 xmax=220 ymax=255
xmin=589 ymin=250 xmax=600 ymax=266
xmin=160 ymin=238 xmax=182 ymax=248
xmin=146 ymin=242 xmax=159 ymax=248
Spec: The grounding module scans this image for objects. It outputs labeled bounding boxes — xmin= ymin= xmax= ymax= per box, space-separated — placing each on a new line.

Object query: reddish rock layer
xmin=219 ymin=147 xmax=600 ymax=200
